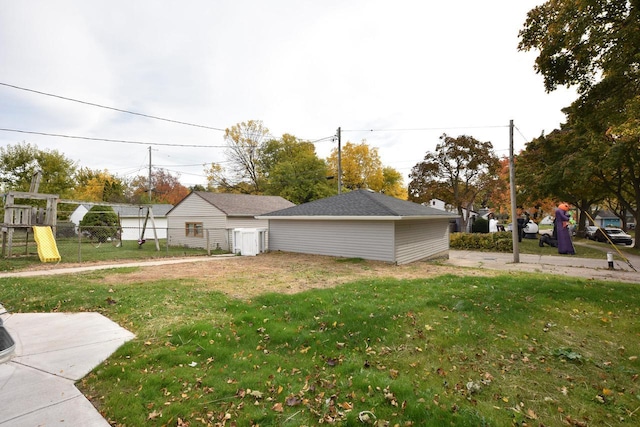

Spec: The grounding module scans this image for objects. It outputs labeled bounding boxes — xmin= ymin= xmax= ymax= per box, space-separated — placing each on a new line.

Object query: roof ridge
xmin=357 ymin=190 xmax=399 ymax=216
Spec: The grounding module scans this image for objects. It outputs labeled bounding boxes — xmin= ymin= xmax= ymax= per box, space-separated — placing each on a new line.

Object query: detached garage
xmin=257 ymin=189 xmax=459 ymax=264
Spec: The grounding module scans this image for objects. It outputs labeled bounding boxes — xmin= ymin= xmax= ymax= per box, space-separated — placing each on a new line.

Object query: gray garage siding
xmin=268 ymin=220 xmax=396 ymax=262
xmin=395 ymin=219 xmax=450 ymax=264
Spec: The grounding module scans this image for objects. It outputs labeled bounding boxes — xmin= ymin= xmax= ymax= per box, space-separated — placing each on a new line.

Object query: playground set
xmin=1 ymin=172 xmax=160 ymax=262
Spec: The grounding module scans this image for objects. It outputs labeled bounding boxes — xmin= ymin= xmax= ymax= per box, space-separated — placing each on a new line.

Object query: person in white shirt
xmin=488 ymin=213 xmax=498 ymax=233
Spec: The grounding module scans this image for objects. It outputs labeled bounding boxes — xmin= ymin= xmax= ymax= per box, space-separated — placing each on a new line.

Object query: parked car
xmin=593 ymin=227 xmax=633 ymax=245
xmin=585 ymin=225 xmax=598 ymax=240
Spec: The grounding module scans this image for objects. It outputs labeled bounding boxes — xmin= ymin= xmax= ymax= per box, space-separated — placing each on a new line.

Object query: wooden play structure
xmin=1 ymin=171 xmax=59 ymax=259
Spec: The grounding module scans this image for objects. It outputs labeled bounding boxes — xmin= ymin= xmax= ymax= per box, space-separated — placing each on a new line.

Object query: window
xmin=185 ymin=222 xmax=203 ymax=237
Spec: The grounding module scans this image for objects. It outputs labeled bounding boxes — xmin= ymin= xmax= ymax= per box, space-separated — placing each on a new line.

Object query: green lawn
xmin=2 ymin=267 xmax=639 ymax=426
xmin=0 ymin=238 xmax=219 ymax=272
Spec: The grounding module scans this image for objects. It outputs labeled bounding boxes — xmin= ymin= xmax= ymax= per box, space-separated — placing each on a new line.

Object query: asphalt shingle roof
xmin=194 ymin=192 xmax=295 ymax=216
xmin=261 ymin=189 xmax=457 ymax=218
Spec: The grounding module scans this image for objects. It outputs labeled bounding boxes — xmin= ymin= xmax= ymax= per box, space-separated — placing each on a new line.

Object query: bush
xmin=56 ymin=221 xmax=77 ymax=238
xmin=472 ymin=217 xmax=489 ymax=233
xmin=450 ymin=231 xmax=512 ymax=252
xmin=79 ymin=206 xmax=120 ymax=243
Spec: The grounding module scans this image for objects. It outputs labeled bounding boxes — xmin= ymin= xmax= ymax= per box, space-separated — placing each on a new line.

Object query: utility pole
xmin=148 ymin=146 xmax=153 ymax=203
xmin=509 ymin=119 xmax=519 ymax=263
xmin=336 ymin=127 xmax=342 ymax=194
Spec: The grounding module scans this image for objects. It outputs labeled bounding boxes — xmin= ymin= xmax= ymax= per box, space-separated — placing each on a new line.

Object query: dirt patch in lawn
xmin=95 ymin=252 xmax=498 ymax=299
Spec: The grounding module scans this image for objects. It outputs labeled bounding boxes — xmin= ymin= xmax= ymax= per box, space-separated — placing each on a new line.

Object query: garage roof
xmin=259 ymin=189 xmax=459 ymax=219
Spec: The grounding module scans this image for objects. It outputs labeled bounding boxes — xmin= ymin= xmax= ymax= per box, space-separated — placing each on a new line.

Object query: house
xmin=166 ymin=192 xmax=295 ymax=251
xmin=258 ymin=189 xmax=459 ymax=265
xmin=69 ymin=203 xmax=173 ymax=240
xmin=594 ymin=210 xmax=635 ymax=229
xmin=428 ymin=198 xmax=477 ymax=232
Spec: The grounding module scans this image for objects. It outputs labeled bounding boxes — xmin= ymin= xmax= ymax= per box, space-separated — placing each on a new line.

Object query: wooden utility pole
xmin=509 ymin=119 xmax=520 ymax=263
xmin=337 ymin=127 xmax=342 ymax=194
xmin=148 ymin=146 xmax=153 ymax=203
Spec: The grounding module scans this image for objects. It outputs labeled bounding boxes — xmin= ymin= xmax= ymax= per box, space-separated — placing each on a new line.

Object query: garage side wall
xmin=394 ymin=219 xmax=450 ymax=265
xmin=268 ymin=220 xmax=395 ymax=262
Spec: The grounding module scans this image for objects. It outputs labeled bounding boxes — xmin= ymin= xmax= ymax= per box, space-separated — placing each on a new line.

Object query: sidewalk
xmin=0 ymin=308 xmax=134 ymax=426
xmin=446 ymin=249 xmax=640 ymax=284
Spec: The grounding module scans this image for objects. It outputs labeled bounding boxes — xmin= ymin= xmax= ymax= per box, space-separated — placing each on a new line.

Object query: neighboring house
xmin=68 ymin=203 xmax=91 ymax=227
xmin=113 ymin=204 xmax=173 ymax=241
xmin=258 ymin=189 xmax=459 ymax=265
xmin=69 ymin=204 xmax=173 ymax=240
xmin=166 ymin=192 xmax=295 ymax=251
xmin=428 ymin=198 xmax=477 ymax=232
xmin=594 ymin=210 xmax=635 ymax=229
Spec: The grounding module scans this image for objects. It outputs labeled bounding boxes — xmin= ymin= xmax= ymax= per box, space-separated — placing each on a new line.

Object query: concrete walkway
xmin=0 ymin=250 xmax=638 ymax=426
xmin=0 ymin=307 xmax=134 ymax=426
xmin=446 ymin=245 xmax=640 ymax=284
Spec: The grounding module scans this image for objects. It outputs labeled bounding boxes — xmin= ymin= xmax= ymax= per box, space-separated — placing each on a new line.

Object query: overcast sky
xmin=0 ymin=0 xmax=577 ymax=188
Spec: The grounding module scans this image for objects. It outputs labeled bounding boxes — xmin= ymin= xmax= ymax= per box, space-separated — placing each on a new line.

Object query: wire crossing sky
xmin=0 ymin=0 xmax=577 ymax=187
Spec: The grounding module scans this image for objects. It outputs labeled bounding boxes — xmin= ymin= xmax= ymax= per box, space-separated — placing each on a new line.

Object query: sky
xmin=0 ymin=0 xmax=578 ymax=189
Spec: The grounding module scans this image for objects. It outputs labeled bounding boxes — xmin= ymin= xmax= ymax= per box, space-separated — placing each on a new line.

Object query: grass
xmin=2 ymin=268 xmax=640 ymax=426
xmin=0 ymin=237 xmax=222 ymax=272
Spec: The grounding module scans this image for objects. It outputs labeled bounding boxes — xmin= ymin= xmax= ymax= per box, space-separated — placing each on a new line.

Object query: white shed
xmin=232 ymin=228 xmax=268 ymax=256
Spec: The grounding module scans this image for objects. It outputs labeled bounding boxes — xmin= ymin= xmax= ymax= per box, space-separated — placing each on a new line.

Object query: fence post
xmin=207 ymin=229 xmax=211 ymax=256
xmin=78 ymin=228 xmax=82 ymax=262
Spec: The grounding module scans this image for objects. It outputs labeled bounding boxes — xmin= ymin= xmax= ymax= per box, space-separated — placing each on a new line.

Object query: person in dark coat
xmin=539 ymin=224 xmax=558 ymax=247
xmin=554 ymin=203 xmax=575 ymax=255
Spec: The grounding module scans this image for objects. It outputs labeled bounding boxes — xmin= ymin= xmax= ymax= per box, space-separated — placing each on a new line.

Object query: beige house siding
xmin=268 ymin=220 xmax=395 ymax=262
xmin=394 ymin=219 xmax=450 ymax=265
xmin=167 ymin=196 xmax=227 ymax=249
xmin=166 ymin=193 xmax=293 ymax=251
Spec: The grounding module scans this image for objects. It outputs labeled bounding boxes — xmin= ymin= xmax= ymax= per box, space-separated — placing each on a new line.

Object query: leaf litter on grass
xmin=6 ymin=253 xmax=640 ymax=425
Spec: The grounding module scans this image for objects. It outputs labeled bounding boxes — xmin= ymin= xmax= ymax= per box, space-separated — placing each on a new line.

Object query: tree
xmin=79 ymin=205 xmax=120 ymax=243
xmin=327 ymin=141 xmax=384 ymax=192
xmin=408 ymin=134 xmax=500 ymax=231
xmin=381 ymin=167 xmax=408 ymax=200
xmin=0 ymin=141 xmax=76 ymax=197
xmin=515 ymin=127 xmax=606 ymax=232
xmin=130 ymin=168 xmax=189 ymax=204
xmin=259 ymin=134 xmax=334 ymax=204
xmin=519 ymin=1 xmax=640 ymax=245
xmin=518 ymin=0 xmax=639 ymax=95
xmin=72 ymin=168 xmax=127 ymax=203
xmin=223 ymin=120 xmax=270 ymax=194
xmin=204 ymin=162 xmax=254 ymax=194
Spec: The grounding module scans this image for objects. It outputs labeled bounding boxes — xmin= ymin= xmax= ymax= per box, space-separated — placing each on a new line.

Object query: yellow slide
xmin=32 ymin=226 xmax=61 ymax=263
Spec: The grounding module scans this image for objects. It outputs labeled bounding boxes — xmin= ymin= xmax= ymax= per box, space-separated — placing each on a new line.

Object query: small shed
xmin=166 ymin=192 xmax=294 ymax=251
xmin=258 ymin=189 xmax=459 ymax=264
xmin=232 ymin=228 xmax=268 ymax=256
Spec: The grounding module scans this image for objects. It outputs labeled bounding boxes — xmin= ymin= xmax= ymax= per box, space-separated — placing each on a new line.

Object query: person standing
xmin=488 ymin=213 xmax=498 ymax=233
xmin=554 ymin=203 xmax=575 ymax=255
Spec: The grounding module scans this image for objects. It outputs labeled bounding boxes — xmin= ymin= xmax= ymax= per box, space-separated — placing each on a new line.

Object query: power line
xmin=0 ymin=128 xmax=227 ymax=148
xmin=342 ymin=125 xmax=509 ymax=132
xmin=0 ymin=82 xmax=226 ymax=131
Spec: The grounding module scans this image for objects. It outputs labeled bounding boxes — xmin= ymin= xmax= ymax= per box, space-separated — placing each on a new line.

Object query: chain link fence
xmin=2 ymin=222 xmax=232 ymax=263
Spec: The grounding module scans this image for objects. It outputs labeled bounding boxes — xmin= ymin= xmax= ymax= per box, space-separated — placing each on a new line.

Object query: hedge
xmin=449 ymin=231 xmax=513 ymax=252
